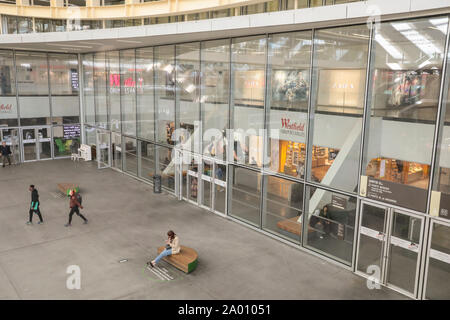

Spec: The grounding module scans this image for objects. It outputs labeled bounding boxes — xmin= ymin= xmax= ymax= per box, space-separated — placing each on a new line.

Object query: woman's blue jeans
xmin=155 ymin=248 xmax=172 ymax=264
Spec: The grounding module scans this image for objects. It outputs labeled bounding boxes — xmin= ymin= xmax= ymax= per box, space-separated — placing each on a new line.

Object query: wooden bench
xmin=157 ymin=245 xmax=198 ymax=274
xmin=276 ymin=216 xmax=315 ymax=236
xmin=57 ymin=183 xmax=79 ymax=196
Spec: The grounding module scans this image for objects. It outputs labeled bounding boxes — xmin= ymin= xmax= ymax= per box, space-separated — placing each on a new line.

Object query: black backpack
xmin=76 ymin=193 xmax=82 ymax=206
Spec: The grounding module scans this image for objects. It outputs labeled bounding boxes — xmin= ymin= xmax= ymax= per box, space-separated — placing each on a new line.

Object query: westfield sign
xmin=109 ymin=73 xmax=142 ymax=93
xmin=0 ymin=104 xmax=13 ymax=113
xmin=281 ymin=118 xmax=305 ymax=132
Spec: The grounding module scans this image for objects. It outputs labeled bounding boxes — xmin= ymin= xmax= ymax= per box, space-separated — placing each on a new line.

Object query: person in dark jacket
xmin=64 ymin=189 xmax=88 ymax=227
xmin=0 ymin=141 xmax=12 ymax=167
xmin=27 ymin=185 xmax=43 ymax=225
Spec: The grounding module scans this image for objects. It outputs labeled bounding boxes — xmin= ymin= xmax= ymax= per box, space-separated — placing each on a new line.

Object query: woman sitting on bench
xmin=148 ymin=230 xmax=180 ymax=268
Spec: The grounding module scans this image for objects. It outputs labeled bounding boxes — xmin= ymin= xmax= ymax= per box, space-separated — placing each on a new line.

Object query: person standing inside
xmin=0 ymin=141 xmax=12 ymax=167
xmin=27 ymin=185 xmax=43 ymax=225
xmin=64 ymin=189 xmax=88 ymax=227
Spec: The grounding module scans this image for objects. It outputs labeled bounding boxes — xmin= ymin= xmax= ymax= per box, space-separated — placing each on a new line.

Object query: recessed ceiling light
xmin=47 ymin=43 xmax=92 ymax=49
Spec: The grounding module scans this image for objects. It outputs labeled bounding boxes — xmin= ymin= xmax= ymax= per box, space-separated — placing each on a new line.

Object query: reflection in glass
xmin=120 ymin=49 xmax=137 ymax=137
xmin=138 ymin=141 xmax=155 ymax=181
xmin=228 ymin=165 xmax=261 ymax=227
xmin=136 ymin=47 xmax=155 ymax=141
xmin=94 ymin=52 xmax=108 ymax=129
xmin=363 ymin=17 xmax=448 ymax=211
xmin=308 ymin=25 xmax=369 ymax=193
xmin=111 ymin=133 xmax=122 ymax=170
xmin=304 ymin=185 xmax=356 ymax=264
xmin=83 ymin=54 xmax=95 ymax=125
xmin=0 ymin=50 xmax=18 ymax=126
xmin=108 ymin=51 xmax=121 ymax=132
xmin=156 ymin=145 xmax=175 ymax=191
xmin=123 ymin=137 xmax=137 ymax=176
xmin=155 ymin=45 xmax=176 ymax=145
xmin=176 ymin=43 xmax=200 ymax=152
xmin=49 ymin=53 xmax=80 ymax=124
xmin=53 ymin=125 xmax=81 ymax=158
xmin=268 ymin=31 xmax=311 ymax=178
xmin=263 ymin=176 xmax=303 ymax=243
xmin=201 ymin=39 xmax=230 ymax=162
xmin=425 ymin=223 xmax=450 ymax=299
xmin=232 ymin=36 xmax=266 ymax=167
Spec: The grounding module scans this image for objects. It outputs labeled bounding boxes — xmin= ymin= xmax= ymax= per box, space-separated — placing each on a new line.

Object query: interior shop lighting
xmin=392 ymin=22 xmax=442 ymax=57
xmin=386 ymin=63 xmax=402 ymax=70
xmin=429 ymin=18 xmax=448 ymax=34
xmin=374 ymin=33 xmax=403 ymax=60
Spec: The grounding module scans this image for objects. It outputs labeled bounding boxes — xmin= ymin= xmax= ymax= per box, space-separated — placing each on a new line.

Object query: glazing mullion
xmin=427 ymin=18 xmax=450 ymax=214
xmin=302 ymin=28 xmax=316 ymax=246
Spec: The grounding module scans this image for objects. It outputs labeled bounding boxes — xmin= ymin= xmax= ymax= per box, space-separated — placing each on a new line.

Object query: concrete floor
xmin=0 ymin=159 xmax=407 ymax=300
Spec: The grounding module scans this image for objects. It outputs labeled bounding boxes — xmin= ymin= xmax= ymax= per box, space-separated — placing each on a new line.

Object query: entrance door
xmin=96 ymin=129 xmax=111 ymax=169
xmin=356 ymin=201 xmax=424 ymax=297
xmin=0 ymin=128 xmax=20 ymax=164
xmin=213 ymin=161 xmax=227 ymax=216
xmin=201 ymin=159 xmax=213 ymax=209
xmin=186 ymin=155 xmax=199 ymax=204
xmin=423 ymin=220 xmax=450 ymax=299
xmin=21 ymin=127 xmax=52 ymax=162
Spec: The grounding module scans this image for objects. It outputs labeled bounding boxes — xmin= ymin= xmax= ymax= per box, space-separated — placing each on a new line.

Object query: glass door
xmin=213 ymin=161 xmax=227 ymax=216
xmin=186 ymin=155 xmax=199 ymax=204
xmin=356 ymin=201 xmax=424 ymax=297
xmin=111 ymin=133 xmax=122 ymax=170
xmin=423 ymin=220 xmax=450 ymax=300
xmin=22 ymin=128 xmax=37 ymax=161
xmin=0 ymin=128 xmax=20 ymax=164
xmin=385 ymin=210 xmax=423 ymax=296
xmin=201 ymin=159 xmax=213 ymax=209
xmin=356 ymin=202 xmax=389 ymax=282
xmin=96 ymin=129 xmax=111 ymax=169
xmin=37 ymin=127 xmax=52 ymax=160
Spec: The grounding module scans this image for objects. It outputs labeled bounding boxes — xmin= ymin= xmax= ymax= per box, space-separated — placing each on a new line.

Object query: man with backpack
xmin=27 ymin=185 xmax=44 ymax=225
xmin=64 ymin=189 xmax=88 ymax=227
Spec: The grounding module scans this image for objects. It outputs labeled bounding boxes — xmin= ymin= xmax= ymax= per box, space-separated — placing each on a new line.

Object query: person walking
xmin=27 ymin=185 xmax=43 ymax=225
xmin=147 ymin=230 xmax=180 ymax=268
xmin=64 ymin=189 xmax=88 ymax=227
xmin=0 ymin=141 xmax=12 ymax=167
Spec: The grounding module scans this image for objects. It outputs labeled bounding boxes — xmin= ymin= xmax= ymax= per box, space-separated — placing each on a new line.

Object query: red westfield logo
xmin=0 ymin=104 xmax=12 ymax=112
xmin=109 ymin=74 xmax=142 ymax=88
xmin=281 ymin=118 xmax=304 ymax=132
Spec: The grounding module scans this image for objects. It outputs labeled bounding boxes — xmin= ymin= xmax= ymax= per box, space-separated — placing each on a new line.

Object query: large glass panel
xmin=136 ymin=47 xmax=155 ymax=141
xmin=425 ymin=222 xmax=450 ymax=299
xmin=108 ymin=51 xmax=121 ymax=132
xmin=232 ymin=36 xmax=266 ymax=167
xmin=176 ymin=42 xmax=200 ymax=153
xmin=268 ymin=31 xmax=311 ymax=179
xmin=432 ymin=16 xmax=450 ymax=221
xmin=154 ymin=45 xmax=175 ymax=145
xmin=94 ymin=52 xmax=108 ymax=129
xmin=228 ymin=165 xmax=261 ymax=227
xmin=138 ymin=140 xmax=155 ymax=181
xmin=17 ymin=17 xmax=33 ymax=34
xmin=201 ymin=39 xmax=230 ymax=162
xmin=120 ymin=49 xmax=137 ymax=137
xmin=363 ymin=17 xmax=448 ymax=212
xmin=0 ymin=50 xmax=18 ymax=127
xmin=49 ymin=54 xmax=80 ymax=124
xmin=156 ymin=145 xmax=175 ymax=191
xmin=83 ymin=54 xmax=95 ymax=125
xmin=111 ymin=132 xmax=122 ymax=170
xmin=38 ymin=127 xmax=52 ymax=160
xmin=5 ymin=16 xmax=17 ymax=34
xmin=304 ymin=186 xmax=357 ymax=265
xmin=308 ymin=25 xmax=369 ymax=193
xmin=123 ymin=136 xmax=137 ymax=176
xmin=263 ymin=175 xmax=303 ymax=243
xmin=16 ymin=51 xmax=51 ymax=126
xmin=53 ymin=125 xmax=81 ymax=158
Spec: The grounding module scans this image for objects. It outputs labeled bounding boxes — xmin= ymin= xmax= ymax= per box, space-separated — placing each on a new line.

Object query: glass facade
xmin=0 ymin=11 xmax=435 ymax=300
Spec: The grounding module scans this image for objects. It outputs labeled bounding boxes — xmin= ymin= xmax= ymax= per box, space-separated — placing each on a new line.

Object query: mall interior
xmin=0 ymin=0 xmax=449 ymax=300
